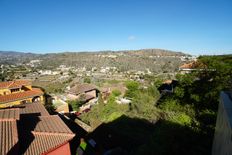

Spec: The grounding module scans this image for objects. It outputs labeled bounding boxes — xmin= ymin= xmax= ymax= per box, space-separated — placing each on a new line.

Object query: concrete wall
xmin=212 ymin=92 xmax=232 ymax=155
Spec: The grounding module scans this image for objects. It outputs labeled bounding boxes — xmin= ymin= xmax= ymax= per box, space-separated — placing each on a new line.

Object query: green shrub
xmin=84 ymin=77 xmax=91 ymax=83
xmin=159 ymin=99 xmax=182 ymax=112
xmin=67 ymin=100 xmax=80 ymax=111
xmin=112 ymin=89 xmax=121 ymax=96
xmin=168 ymin=113 xmax=192 ymax=126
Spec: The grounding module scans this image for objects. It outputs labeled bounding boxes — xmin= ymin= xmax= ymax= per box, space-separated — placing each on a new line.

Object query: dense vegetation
xmin=80 ymin=55 xmax=232 ymax=154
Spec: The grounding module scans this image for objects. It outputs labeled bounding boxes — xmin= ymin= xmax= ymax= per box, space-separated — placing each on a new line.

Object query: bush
xmin=112 ymin=89 xmax=121 ymax=97
xmin=124 ymin=81 xmax=140 ymax=98
xmin=67 ymin=100 xmax=80 ymax=111
xmin=159 ymin=99 xmax=182 ymax=112
xmin=84 ymin=77 xmax=91 ymax=83
xmin=125 ymin=81 xmax=139 ymax=90
xmin=168 ymin=113 xmax=192 ymax=126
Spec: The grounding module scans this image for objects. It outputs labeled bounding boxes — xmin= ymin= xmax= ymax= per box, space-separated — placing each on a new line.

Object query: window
xmin=11 ymin=88 xmax=20 ymax=93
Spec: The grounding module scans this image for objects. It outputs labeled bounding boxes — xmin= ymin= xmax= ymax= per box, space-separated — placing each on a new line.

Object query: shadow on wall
xmin=84 ymin=115 xmax=211 ymax=155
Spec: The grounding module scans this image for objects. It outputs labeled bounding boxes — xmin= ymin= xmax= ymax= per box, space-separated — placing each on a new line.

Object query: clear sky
xmin=0 ymin=0 xmax=231 ymax=55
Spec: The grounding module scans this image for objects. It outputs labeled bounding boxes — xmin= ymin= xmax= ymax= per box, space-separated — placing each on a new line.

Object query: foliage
xmin=155 ymin=55 xmax=232 ymax=154
xmin=67 ymin=100 xmax=81 ymax=111
xmin=84 ymin=77 xmax=91 ymax=83
xmin=79 ymin=55 xmax=231 ymax=155
xmin=112 ymin=89 xmax=121 ymax=96
xmin=124 ymin=81 xmax=140 ymax=98
xmin=168 ymin=112 xmax=192 ymax=126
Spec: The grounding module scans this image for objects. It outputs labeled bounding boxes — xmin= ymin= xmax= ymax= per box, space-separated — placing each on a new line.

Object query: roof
xmin=0 ymin=108 xmax=20 ymax=121
xmin=0 ymin=102 xmax=75 ymax=155
xmin=0 ymin=120 xmax=18 ymax=155
xmin=28 ymin=115 xmax=73 ymax=134
xmin=0 ymin=80 xmax=31 ymax=89
xmin=82 ymin=94 xmax=95 ymax=102
xmin=69 ymin=83 xmax=97 ymax=95
xmin=163 ymin=80 xmax=173 ymax=84
xmin=0 ymin=88 xmax=44 ymax=104
xmin=20 ymin=102 xmax=49 ymax=116
xmin=23 ymin=134 xmax=73 ymax=155
xmin=179 ymin=61 xmax=206 ymax=70
xmin=19 ymin=115 xmax=74 ymax=155
xmin=179 ymin=62 xmax=195 ymax=69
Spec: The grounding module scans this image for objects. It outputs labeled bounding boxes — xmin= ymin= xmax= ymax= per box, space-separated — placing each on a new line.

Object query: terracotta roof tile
xmin=24 ymin=115 xmax=73 ymax=134
xmin=179 ymin=62 xmax=195 ymax=69
xmin=179 ymin=61 xmax=207 ymax=70
xmin=0 ymin=120 xmax=18 ymax=155
xmin=19 ymin=115 xmax=74 ymax=155
xmin=0 ymin=108 xmax=20 ymax=120
xmin=69 ymin=83 xmax=97 ymax=95
xmin=0 ymin=88 xmax=43 ymax=104
xmin=0 ymin=102 xmax=75 ymax=155
xmin=20 ymin=102 xmax=49 ymax=116
xmin=0 ymin=80 xmax=31 ymax=89
xmin=23 ymin=134 xmax=73 ymax=155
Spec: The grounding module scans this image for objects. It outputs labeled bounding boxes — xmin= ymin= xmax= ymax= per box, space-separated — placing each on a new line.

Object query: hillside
xmin=0 ymin=49 xmax=190 ymax=73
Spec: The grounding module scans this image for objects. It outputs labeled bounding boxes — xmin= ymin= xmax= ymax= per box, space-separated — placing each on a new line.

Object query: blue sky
xmin=0 ymin=0 xmax=231 ymax=55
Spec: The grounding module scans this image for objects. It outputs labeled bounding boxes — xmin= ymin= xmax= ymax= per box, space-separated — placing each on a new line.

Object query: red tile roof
xmin=0 ymin=80 xmax=31 ymax=89
xmin=31 ymin=115 xmax=73 ymax=134
xmin=69 ymin=83 xmax=97 ymax=95
xmin=179 ymin=62 xmax=195 ymax=69
xmin=179 ymin=61 xmax=207 ymax=70
xmin=0 ymin=108 xmax=19 ymax=121
xmin=19 ymin=115 xmax=75 ymax=155
xmin=0 ymin=88 xmax=44 ymax=104
xmin=23 ymin=134 xmax=73 ymax=155
xmin=0 ymin=120 xmax=18 ymax=155
xmin=20 ymin=102 xmax=49 ymax=116
xmin=0 ymin=102 xmax=75 ymax=155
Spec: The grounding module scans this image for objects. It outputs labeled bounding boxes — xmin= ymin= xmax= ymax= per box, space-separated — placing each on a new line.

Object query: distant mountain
xmin=0 ymin=49 xmax=190 ymax=72
xmin=0 ymin=51 xmax=40 ymax=64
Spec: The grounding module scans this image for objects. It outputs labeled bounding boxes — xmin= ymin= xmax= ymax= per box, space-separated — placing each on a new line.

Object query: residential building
xmin=178 ymin=62 xmax=197 ymax=74
xmin=67 ymin=83 xmax=98 ymax=103
xmin=0 ymin=102 xmax=75 ymax=155
xmin=179 ymin=61 xmax=213 ymax=74
xmin=0 ymin=80 xmax=44 ymax=108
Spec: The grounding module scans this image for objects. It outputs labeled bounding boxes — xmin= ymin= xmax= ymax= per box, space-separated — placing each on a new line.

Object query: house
xmin=178 ymin=62 xmax=197 ymax=74
xmin=39 ymin=70 xmax=53 ymax=75
xmin=178 ymin=61 xmax=212 ymax=74
xmin=0 ymin=80 xmax=44 ymax=108
xmin=67 ymin=83 xmax=99 ymax=104
xmin=0 ymin=102 xmax=75 ymax=155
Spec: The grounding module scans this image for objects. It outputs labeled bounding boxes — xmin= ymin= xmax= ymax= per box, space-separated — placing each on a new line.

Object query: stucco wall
xmin=0 ymin=95 xmax=43 ymax=108
xmin=212 ymin=92 xmax=232 ymax=155
xmin=0 ymin=88 xmax=11 ymax=95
